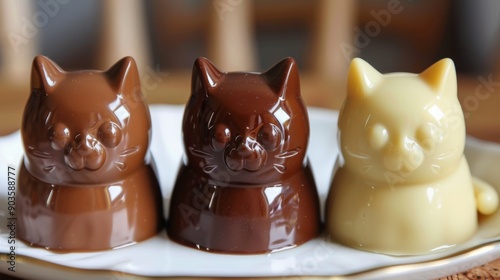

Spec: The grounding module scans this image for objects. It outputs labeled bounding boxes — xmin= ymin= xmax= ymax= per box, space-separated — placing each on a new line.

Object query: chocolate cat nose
xmin=225 ymin=136 xmax=266 ymax=172
xmin=237 ymin=137 xmax=258 ymax=155
xmin=383 ymin=137 xmax=424 ymax=172
xmin=73 ymin=134 xmax=99 ymax=156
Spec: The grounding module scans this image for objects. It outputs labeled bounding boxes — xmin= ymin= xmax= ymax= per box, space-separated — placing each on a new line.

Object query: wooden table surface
xmin=1 ymin=73 xmax=499 ymax=279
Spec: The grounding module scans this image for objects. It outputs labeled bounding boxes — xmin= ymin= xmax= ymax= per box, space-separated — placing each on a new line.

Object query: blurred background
xmin=1 ymin=0 xmax=500 ymax=140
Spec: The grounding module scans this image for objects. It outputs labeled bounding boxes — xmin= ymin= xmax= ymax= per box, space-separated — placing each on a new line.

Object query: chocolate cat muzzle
xmin=225 ymin=139 xmax=266 ymax=172
xmin=64 ymin=139 xmax=106 ymax=171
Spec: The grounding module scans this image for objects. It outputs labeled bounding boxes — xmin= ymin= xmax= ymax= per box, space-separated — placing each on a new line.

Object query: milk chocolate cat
xmin=168 ymin=57 xmax=321 ymax=254
xmin=326 ymin=58 xmax=498 ymax=255
xmin=17 ymin=56 xmax=163 ymax=251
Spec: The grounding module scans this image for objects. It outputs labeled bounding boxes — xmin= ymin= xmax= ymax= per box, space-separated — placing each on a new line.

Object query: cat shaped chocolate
xmin=17 ymin=56 xmax=163 ymax=251
xmin=168 ymin=57 xmax=321 ymax=254
xmin=326 ymin=58 xmax=499 ymax=255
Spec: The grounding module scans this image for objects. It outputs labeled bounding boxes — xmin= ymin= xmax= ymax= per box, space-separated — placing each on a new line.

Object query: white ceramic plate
xmin=1 ymin=105 xmax=500 ymax=280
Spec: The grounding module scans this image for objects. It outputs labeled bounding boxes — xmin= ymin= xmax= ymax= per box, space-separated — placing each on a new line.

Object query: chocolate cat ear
xmin=419 ymin=58 xmax=457 ymax=96
xmin=347 ymin=58 xmax=382 ymax=98
xmin=264 ymin=57 xmax=300 ymax=99
xmin=192 ymin=57 xmax=224 ymax=96
xmin=31 ymin=55 xmax=64 ymax=94
xmin=106 ymin=56 xmax=141 ymax=96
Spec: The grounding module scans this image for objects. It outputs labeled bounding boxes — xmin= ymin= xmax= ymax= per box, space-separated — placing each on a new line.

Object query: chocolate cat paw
xmin=167 ymin=57 xmax=321 ymax=254
xmin=17 ymin=56 xmax=163 ymax=251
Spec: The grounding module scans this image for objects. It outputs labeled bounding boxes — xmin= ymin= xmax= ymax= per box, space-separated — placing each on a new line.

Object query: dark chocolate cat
xmin=17 ymin=56 xmax=163 ymax=251
xmin=168 ymin=57 xmax=320 ymax=254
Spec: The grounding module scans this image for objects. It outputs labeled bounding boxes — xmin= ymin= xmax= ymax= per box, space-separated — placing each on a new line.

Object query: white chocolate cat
xmin=326 ymin=58 xmax=499 ymax=255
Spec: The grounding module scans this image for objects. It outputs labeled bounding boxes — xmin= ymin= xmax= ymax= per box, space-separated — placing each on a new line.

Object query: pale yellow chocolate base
xmin=327 ymin=156 xmax=479 ymax=255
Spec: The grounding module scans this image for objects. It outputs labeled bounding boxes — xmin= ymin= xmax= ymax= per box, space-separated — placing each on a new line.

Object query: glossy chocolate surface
xmin=17 ymin=56 xmax=163 ymax=251
xmin=168 ymin=57 xmax=321 ymax=254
